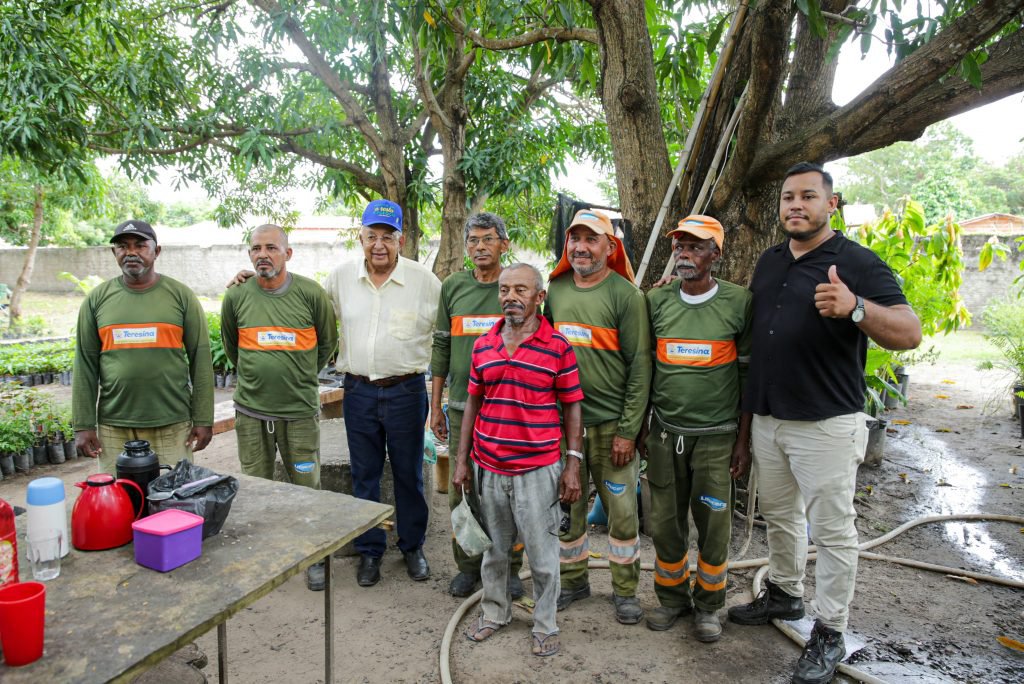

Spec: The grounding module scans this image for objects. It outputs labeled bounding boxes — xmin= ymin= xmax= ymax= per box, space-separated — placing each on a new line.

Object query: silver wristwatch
xmin=851 ymin=295 xmax=865 ymax=323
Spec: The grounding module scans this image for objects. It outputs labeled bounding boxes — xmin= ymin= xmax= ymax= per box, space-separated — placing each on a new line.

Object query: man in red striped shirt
xmin=453 ymin=263 xmax=584 ymax=657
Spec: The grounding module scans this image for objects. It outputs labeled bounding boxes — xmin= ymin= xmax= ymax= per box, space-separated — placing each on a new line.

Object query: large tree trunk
xmin=9 ymin=184 xmax=44 ymax=325
xmin=589 ymin=0 xmax=683 ymax=283
xmin=431 ymin=41 xmax=471 ymax=279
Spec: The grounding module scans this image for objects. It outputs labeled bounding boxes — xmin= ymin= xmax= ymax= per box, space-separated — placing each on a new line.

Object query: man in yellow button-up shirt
xmin=324 ymin=200 xmax=441 ymax=587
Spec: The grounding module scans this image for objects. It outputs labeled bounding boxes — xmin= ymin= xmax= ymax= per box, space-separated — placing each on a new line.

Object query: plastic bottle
xmin=26 ymin=477 xmax=70 ymax=557
xmin=0 ymin=497 xmax=18 ymax=586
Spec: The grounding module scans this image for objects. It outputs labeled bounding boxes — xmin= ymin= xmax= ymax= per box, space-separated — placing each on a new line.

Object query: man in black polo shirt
xmin=728 ymin=162 xmax=921 ymax=684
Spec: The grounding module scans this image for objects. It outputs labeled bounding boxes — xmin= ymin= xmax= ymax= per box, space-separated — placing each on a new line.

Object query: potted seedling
xmin=58 ymin=410 xmax=76 ymax=460
xmin=862 ymin=349 xmax=902 ymax=467
xmin=980 ymin=298 xmax=1024 ymax=420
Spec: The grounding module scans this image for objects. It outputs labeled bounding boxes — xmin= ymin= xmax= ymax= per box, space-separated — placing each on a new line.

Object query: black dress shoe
xmin=357 ymin=555 xmax=381 ymax=587
xmin=727 ymin=579 xmax=805 ymax=625
xmin=792 ymin=620 xmax=845 ymax=684
xmin=403 ymin=548 xmax=430 ymax=581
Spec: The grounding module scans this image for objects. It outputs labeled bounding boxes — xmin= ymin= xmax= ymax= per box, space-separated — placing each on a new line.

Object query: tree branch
xmin=746 ymin=0 xmax=1024 ymax=182
xmin=248 ymin=0 xmax=384 ymax=154
xmin=275 ymin=140 xmax=386 ymax=194
xmin=836 ymin=29 xmax=1024 ymax=159
xmin=714 ymin=0 xmax=789 ymax=203
xmin=411 ymin=38 xmax=451 ymax=130
xmin=440 ymin=8 xmax=598 ymax=49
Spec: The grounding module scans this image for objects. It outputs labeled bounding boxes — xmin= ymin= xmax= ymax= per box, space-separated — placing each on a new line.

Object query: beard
xmin=256 ymin=261 xmax=280 ymax=279
xmin=503 ymin=304 xmax=527 ymax=327
xmin=783 ymin=215 xmax=829 ymax=242
xmin=675 ymin=260 xmax=700 ymax=280
xmin=571 ymin=254 xmax=606 ymax=277
xmin=120 ymin=259 xmax=148 ymax=278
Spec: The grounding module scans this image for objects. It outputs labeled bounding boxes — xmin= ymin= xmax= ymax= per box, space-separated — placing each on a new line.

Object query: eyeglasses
xmin=466 ymin=236 xmax=500 ymax=246
xmin=362 ymin=233 xmax=399 ymax=246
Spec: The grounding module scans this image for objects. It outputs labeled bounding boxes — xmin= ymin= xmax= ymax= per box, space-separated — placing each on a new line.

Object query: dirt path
xmin=2 ymin=360 xmax=1022 ymax=683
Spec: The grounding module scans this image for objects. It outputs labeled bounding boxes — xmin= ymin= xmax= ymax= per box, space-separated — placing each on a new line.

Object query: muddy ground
xmin=3 ymin=359 xmax=1023 ymax=683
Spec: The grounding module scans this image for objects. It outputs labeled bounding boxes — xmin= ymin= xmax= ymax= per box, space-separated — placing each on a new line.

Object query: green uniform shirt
xmin=431 ymin=271 xmax=503 ymax=410
xmin=221 ymin=274 xmax=338 ymax=420
xmin=72 ymin=275 xmax=214 ymax=430
xmin=646 ymin=279 xmax=752 ymax=434
xmin=545 ymin=271 xmax=651 ymax=438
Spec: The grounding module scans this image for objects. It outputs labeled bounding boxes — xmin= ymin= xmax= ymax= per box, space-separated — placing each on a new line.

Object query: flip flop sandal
xmin=531 ymin=632 xmax=560 ymax=657
xmin=465 ymin=615 xmax=503 ymax=642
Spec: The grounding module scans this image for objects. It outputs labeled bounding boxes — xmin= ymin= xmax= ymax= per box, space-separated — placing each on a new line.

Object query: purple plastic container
xmin=132 ymin=509 xmax=204 ymax=572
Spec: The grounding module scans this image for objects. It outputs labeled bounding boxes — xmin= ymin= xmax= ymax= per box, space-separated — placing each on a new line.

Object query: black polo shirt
xmin=742 ymin=232 xmax=908 ymax=421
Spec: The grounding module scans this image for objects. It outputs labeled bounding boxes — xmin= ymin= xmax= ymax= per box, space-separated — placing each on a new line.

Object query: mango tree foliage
xmin=1 ymin=0 xmax=605 ymax=275
xmin=0 ymin=157 xmax=108 ymax=324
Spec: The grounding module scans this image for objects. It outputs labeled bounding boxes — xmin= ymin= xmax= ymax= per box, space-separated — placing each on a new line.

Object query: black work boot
xmin=727 ymin=579 xmax=805 ymax=625
xmin=792 ymin=620 xmax=845 ymax=684
xmin=449 ymin=572 xmax=480 ymax=597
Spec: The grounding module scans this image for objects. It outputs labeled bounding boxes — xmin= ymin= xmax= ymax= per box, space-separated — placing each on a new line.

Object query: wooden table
xmin=3 ymin=475 xmax=392 ymax=683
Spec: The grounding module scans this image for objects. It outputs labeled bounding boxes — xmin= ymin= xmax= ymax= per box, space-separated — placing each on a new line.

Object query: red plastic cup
xmin=0 ymin=581 xmax=46 ymax=666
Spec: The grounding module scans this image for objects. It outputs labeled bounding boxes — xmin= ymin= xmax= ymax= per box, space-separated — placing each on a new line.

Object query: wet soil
xmin=2 ymin=361 xmax=1022 ymax=683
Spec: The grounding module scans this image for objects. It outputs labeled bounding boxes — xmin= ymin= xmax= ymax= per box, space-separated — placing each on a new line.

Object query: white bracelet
xmin=566 ymin=449 xmax=584 ymax=461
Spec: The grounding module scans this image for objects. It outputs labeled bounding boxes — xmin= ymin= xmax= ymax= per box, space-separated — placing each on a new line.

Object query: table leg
xmin=325 ymin=554 xmax=334 ymax=684
xmin=218 ymin=621 xmax=228 ymax=684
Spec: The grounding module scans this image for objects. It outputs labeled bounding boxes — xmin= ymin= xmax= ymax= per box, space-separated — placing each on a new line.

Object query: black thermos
xmin=115 ymin=440 xmax=168 ymax=516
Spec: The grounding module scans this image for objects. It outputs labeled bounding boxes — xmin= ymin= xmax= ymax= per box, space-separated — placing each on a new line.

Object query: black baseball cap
xmin=110 ymin=220 xmax=158 ymax=244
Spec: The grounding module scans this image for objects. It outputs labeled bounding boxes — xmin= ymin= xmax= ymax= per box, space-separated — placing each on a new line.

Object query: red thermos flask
xmin=0 ymin=498 xmax=18 ymax=586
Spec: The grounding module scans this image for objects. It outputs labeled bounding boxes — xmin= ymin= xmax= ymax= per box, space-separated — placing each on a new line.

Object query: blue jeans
xmin=344 ymin=374 xmax=429 ymax=557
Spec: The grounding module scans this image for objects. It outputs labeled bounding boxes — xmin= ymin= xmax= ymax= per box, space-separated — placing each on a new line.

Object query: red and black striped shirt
xmin=467 ymin=316 xmax=584 ymax=474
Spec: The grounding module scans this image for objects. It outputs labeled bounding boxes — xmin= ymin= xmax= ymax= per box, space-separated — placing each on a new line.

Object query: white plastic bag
xmin=451 ymin=495 xmax=491 ymax=556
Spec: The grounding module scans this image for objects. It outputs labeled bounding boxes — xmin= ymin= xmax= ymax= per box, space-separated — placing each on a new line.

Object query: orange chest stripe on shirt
xmin=99 ymin=322 xmax=184 ymax=352
xmin=555 ymin=322 xmax=620 ymax=351
xmin=657 ymin=338 xmax=737 ymax=367
xmin=238 ymin=326 xmax=318 ymax=351
xmin=451 ymin=315 xmax=502 ymax=336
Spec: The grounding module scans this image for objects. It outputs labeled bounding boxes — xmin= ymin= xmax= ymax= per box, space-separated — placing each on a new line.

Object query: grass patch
xmin=925 ymin=330 xmax=1002 ymax=366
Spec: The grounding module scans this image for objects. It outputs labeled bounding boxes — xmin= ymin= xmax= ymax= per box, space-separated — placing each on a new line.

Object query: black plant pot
xmin=215 ymin=372 xmax=225 ymax=389
xmin=33 ymin=443 xmax=48 ymax=465
xmin=224 ymin=372 xmax=236 ymax=389
xmin=64 ymin=440 xmax=77 ymax=460
xmin=47 ymin=442 xmax=66 ymax=464
xmin=14 ymin=449 xmax=32 ymax=473
xmin=0 ymin=453 xmax=14 ymax=476
xmin=18 ymin=374 xmax=32 ymax=386
xmin=1013 ymin=384 xmax=1024 ymax=420
xmin=33 ymin=373 xmax=44 ymax=386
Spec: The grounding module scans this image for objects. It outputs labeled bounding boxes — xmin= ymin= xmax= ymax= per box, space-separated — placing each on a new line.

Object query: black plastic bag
xmin=147 ymin=459 xmax=239 ymax=539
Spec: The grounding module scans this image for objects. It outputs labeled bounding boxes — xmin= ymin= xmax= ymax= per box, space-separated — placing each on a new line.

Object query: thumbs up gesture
xmin=814 ymin=265 xmax=857 ymax=318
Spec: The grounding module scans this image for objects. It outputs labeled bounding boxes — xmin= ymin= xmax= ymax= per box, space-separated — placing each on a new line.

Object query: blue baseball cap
xmin=361 ymin=199 xmax=403 ymax=233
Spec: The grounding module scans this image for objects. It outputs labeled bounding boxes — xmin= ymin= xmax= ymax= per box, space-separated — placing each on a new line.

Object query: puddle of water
xmin=886 ymin=426 xmax=1024 ymax=582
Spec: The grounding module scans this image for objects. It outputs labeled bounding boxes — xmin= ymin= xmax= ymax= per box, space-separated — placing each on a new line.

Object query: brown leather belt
xmin=346 ymin=372 xmax=421 ymax=388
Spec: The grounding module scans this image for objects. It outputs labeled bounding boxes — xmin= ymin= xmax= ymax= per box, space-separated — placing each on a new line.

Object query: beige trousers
xmin=751 ymin=412 xmax=867 ymax=632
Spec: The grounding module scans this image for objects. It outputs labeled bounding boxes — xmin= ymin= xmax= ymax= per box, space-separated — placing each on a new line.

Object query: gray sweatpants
xmin=474 ymin=461 xmax=563 ymax=636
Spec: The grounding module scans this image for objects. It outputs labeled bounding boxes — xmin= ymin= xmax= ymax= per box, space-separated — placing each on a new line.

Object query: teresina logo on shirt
xmin=112 ymin=327 xmax=158 ymax=344
xmin=665 ymin=342 xmax=712 ymax=360
xmin=258 ymin=330 xmax=297 ymax=346
xmin=461 ymin=316 xmax=500 ymax=335
xmin=558 ymin=324 xmax=593 ymax=345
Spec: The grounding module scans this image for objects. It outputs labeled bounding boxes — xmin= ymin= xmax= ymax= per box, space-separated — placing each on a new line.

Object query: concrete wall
xmin=960 ymin=233 xmax=1022 ymax=326
xmin=0 ymin=242 xmax=362 ymax=296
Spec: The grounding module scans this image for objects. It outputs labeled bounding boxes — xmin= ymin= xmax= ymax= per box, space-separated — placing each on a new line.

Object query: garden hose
xmin=439 ymin=511 xmax=1024 ymax=684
